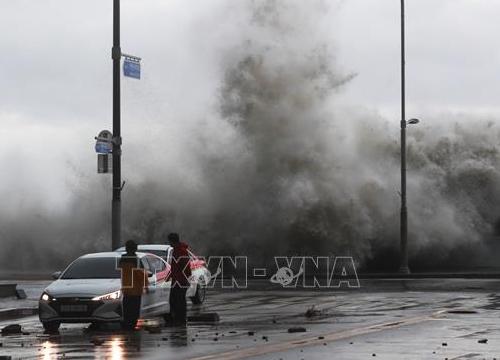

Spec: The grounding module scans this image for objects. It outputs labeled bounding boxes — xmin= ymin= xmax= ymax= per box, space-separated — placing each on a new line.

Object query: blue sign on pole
xmin=123 ymin=58 xmax=141 ymax=79
xmin=95 ymin=130 xmax=113 ymax=154
xmin=95 ymin=142 xmax=112 ymax=154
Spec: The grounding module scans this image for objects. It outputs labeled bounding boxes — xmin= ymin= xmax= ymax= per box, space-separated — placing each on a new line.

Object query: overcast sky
xmin=0 ymin=0 xmax=499 ymax=209
xmin=1 ymin=1 xmax=499 ymax=120
xmin=335 ymin=0 xmax=500 ymax=118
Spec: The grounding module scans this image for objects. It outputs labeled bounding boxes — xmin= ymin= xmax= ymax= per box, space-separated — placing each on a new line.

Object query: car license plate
xmin=60 ymin=304 xmax=88 ymax=312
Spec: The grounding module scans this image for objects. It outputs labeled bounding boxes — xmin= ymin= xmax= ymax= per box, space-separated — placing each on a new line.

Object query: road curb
xmin=0 ymin=307 xmax=37 ymax=321
xmin=0 ymin=284 xmax=17 ymax=298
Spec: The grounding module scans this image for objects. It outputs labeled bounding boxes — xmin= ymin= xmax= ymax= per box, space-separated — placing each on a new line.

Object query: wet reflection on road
xmin=2 ymin=289 xmax=500 ymax=359
xmin=109 ymin=337 xmax=124 ymax=360
xmin=41 ymin=340 xmax=55 ymax=360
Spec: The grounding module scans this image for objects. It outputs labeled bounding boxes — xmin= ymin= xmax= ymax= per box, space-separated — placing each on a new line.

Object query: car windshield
xmin=140 ymin=249 xmax=166 ymax=258
xmin=61 ymin=257 xmax=121 ymax=279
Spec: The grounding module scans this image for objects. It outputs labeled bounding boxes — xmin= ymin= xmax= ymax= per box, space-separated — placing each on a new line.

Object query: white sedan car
xmin=39 ymin=251 xmax=187 ymax=332
xmin=115 ymin=244 xmax=210 ymax=306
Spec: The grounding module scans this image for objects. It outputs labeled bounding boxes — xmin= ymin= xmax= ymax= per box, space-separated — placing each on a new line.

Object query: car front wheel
xmin=42 ymin=321 xmax=60 ymax=332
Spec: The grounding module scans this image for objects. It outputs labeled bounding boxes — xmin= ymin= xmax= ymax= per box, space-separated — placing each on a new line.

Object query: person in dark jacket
xmin=167 ymin=233 xmax=192 ymax=324
xmin=118 ymin=240 xmax=149 ymax=330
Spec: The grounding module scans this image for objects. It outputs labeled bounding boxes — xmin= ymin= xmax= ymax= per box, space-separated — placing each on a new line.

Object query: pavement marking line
xmin=189 ymin=311 xmax=447 ymax=360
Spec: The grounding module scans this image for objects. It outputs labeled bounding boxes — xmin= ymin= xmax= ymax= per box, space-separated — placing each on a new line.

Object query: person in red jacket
xmin=167 ymin=232 xmax=192 ymax=324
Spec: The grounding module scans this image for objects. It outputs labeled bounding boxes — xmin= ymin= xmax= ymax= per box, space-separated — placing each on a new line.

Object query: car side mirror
xmin=51 ymin=271 xmax=62 ymax=280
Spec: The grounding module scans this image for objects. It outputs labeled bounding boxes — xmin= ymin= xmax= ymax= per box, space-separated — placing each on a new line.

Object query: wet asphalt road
xmin=1 ymin=282 xmax=500 ymax=359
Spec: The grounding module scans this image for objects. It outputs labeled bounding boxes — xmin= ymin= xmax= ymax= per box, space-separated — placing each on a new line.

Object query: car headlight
xmin=40 ymin=292 xmax=55 ymax=301
xmin=92 ymin=290 xmax=121 ymax=301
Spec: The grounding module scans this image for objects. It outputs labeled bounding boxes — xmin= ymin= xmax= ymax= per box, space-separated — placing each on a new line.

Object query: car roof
xmin=80 ymin=251 xmax=150 ymax=259
xmin=114 ymin=244 xmax=172 ymax=252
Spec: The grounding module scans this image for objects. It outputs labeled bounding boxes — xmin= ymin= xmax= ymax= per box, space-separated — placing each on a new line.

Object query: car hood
xmin=44 ymin=279 xmax=121 ymax=298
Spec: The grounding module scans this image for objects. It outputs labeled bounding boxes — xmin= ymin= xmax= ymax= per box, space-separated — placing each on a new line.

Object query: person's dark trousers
xmin=169 ymin=285 xmax=187 ymax=324
xmin=122 ymin=295 xmax=141 ymax=330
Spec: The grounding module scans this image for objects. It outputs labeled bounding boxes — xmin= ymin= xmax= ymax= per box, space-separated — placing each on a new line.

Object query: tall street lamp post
xmin=112 ymin=0 xmax=122 ymax=251
xmin=399 ymin=0 xmax=419 ymax=273
xmin=399 ymin=0 xmax=408 ymax=274
xmin=95 ymin=0 xmax=139 ymax=250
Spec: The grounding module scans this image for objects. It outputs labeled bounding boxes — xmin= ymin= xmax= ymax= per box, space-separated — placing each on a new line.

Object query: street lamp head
xmin=407 ymin=118 xmax=420 ymax=125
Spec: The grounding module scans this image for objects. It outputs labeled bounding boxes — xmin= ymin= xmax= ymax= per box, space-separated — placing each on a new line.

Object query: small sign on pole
xmin=95 ymin=130 xmax=113 ymax=154
xmin=95 ymin=130 xmax=113 ymax=174
xmin=123 ymin=54 xmax=141 ymax=79
xmin=98 ymin=154 xmax=113 ymax=174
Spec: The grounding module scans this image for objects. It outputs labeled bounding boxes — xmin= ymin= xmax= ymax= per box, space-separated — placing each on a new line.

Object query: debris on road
xmin=1 ymin=324 xmax=22 ymax=336
xmin=288 ymin=327 xmax=307 ymax=333
xmin=447 ymin=309 xmax=477 ymax=314
xmin=15 ymin=289 xmax=27 ymax=300
xmin=305 ymin=305 xmax=321 ymax=318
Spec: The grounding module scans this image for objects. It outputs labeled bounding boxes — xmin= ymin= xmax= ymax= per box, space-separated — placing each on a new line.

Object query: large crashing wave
xmin=1 ymin=0 xmax=499 ymax=272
